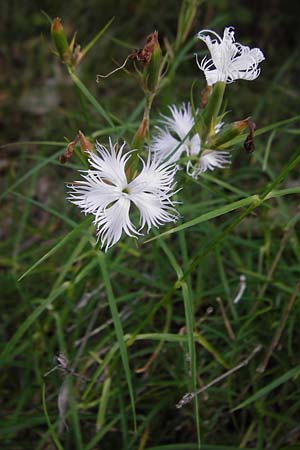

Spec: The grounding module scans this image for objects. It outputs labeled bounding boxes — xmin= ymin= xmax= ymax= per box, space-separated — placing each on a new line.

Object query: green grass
xmin=1 ymin=1 xmax=300 ymax=449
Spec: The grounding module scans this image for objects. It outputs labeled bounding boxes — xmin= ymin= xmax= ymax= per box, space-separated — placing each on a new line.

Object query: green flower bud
xmin=142 ymin=31 xmax=162 ymax=93
xmin=51 ymin=18 xmax=71 ymax=64
xmin=211 ymin=119 xmax=249 ymax=148
xmin=132 ymin=117 xmax=148 ymax=151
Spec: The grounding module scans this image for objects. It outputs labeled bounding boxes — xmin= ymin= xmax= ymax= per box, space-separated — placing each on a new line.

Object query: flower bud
xmin=60 ymin=138 xmax=76 ymax=164
xmin=211 ymin=119 xmax=250 ymax=148
xmin=199 ymin=81 xmax=225 ymax=142
xmin=244 ymin=118 xmax=256 ymax=153
xmin=142 ymin=31 xmax=162 ymax=93
xmin=200 ymin=85 xmax=213 ymax=108
xmin=51 ymin=18 xmax=71 ymax=64
xmin=132 ymin=117 xmax=148 ymax=151
xmin=78 ymin=131 xmax=94 ymax=153
xmin=59 ymin=131 xmax=93 ymax=164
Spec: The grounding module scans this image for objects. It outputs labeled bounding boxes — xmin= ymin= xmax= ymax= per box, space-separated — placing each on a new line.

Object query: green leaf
xmin=157 ymin=236 xmax=201 ymax=446
xmin=68 ymin=69 xmax=114 ymax=127
xmin=18 ymin=217 xmax=92 ymax=281
xmin=1 ymin=148 xmax=62 ymax=201
xmin=145 ymin=195 xmax=260 ymax=243
xmin=96 ymin=376 xmax=111 ymax=431
xmin=221 ymin=115 xmax=300 ymax=149
xmin=42 ymin=383 xmax=65 ymax=450
xmin=144 ymin=444 xmax=261 ymax=450
xmin=80 ymin=17 xmax=114 ymax=59
xmin=98 ymin=253 xmax=137 ymax=430
xmin=0 ymin=284 xmax=66 ymax=365
xmin=233 ymin=366 xmax=300 ymax=411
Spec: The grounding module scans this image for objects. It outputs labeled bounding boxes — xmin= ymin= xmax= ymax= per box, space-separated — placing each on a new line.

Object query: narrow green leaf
xmin=18 ymin=217 xmax=92 ymax=281
xmin=233 ymin=366 xmax=300 ymax=411
xmin=145 ymin=444 xmax=260 ymax=450
xmin=221 ymin=115 xmax=300 ymax=149
xmin=157 ymin=236 xmax=201 ymax=446
xmin=1 ymin=148 xmax=62 ymax=200
xmin=42 ymin=384 xmax=65 ymax=450
xmin=0 ymin=284 xmax=66 ymax=365
xmin=68 ymin=70 xmax=114 ymax=127
xmin=80 ymin=17 xmax=114 ymax=58
xmin=96 ymin=377 xmax=111 ymax=431
xmin=145 ymin=195 xmax=259 ymax=243
xmin=12 ymin=191 xmax=76 ymax=228
xmin=98 ymin=253 xmax=137 ymax=430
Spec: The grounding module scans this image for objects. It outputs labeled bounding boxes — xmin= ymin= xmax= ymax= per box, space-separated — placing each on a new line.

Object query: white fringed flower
xmin=196 ymin=26 xmax=265 ymax=86
xmin=151 ymin=102 xmax=230 ymax=178
xmin=187 ymin=150 xmax=231 ymax=179
xmin=68 ymin=139 xmax=178 ymax=251
xmin=151 ymin=103 xmax=200 ymax=164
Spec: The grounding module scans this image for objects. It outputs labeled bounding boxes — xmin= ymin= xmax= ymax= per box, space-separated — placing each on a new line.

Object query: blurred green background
xmin=2 ymin=0 xmax=300 ymax=143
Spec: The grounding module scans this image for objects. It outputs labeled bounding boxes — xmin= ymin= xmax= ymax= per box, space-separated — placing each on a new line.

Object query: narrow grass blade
xmin=145 ymin=195 xmax=259 ymax=243
xmin=98 ymin=253 xmax=137 ymax=430
xmin=96 ymin=376 xmax=111 ymax=431
xmin=221 ymin=115 xmax=300 ymax=148
xmin=157 ymin=236 xmax=201 ymax=446
xmin=68 ymin=70 xmax=114 ymax=127
xmin=12 ymin=191 xmax=77 ymax=228
xmin=0 ymin=284 xmax=66 ymax=365
xmin=233 ymin=366 xmax=300 ymax=411
xmin=145 ymin=444 xmax=260 ymax=450
xmin=42 ymin=383 xmax=65 ymax=450
xmin=18 ymin=217 xmax=92 ymax=281
xmin=80 ymin=17 xmax=114 ymax=59
xmin=1 ymin=148 xmax=62 ymax=200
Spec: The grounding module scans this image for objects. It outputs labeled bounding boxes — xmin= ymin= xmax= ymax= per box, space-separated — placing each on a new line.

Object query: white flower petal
xmin=189 ymin=150 xmax=231 ymax=178
xmin=130 ymin=191 xmax=178 ymax=232
xmin=163 ymin=104 xmax=195 ymax=139
xmin=129 ymin=155 xmax=177 ymax=195
xmin=189 ymin=134 xmax=201 ymax=156
xmin=95 ymin=196 xmax=139 ymax=251
xmin=68 ymin=174 xmax=120 ymax=214
xmin=197 ymin=26 xmax=265 ymax=85
xmin=88 ymin=139 xmax=129 ymax=188
xmin=151 ymin=129 xmax=183 ymax=163
xmin=151 ymin=102 xmax=201 ymax=163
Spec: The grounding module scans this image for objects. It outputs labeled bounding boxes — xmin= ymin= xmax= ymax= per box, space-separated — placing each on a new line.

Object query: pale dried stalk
xmin=176 ymin=345 xmax=262 ymax=409
xmin=257 ymin=283 xmax=300 ymax=373
xmin=216 ymin=296 xmax=235 ymax=340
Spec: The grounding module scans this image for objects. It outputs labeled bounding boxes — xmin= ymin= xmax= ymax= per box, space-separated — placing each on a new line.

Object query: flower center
xmin=121 ymin=186 xmax=130 ymax=195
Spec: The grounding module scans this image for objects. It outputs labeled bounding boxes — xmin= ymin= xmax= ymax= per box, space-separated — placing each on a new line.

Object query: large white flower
xmin=151 ymin=102 xmax=230 ymax=178
xmin=68 ymin=139 xmax=178 ymax=250
xmin=196 ymin=26 xmax=265 ymax=86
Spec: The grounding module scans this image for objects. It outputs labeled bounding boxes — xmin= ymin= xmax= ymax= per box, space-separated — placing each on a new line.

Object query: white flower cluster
xmin=68 ymin=27 xmax=264 ymax=250
xmin=151 ymin=102 xmax=230 ymax=178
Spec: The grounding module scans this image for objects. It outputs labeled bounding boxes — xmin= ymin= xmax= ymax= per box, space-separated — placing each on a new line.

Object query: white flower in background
xmin=196 ymin=26 xmax=265 ymax=86
xmin=152 ymin=103 xmax=200 ymax=164
xmin=68 ymin=139 xmax=178 ymax=250
xmin=187 ymin=150 xmax=231 ymax=179
xmin=151 ymin=102 xmax=230 ymax=178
